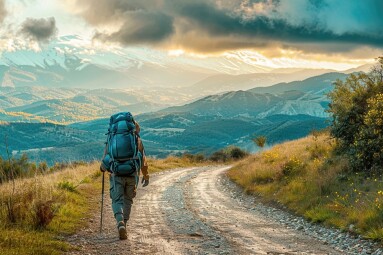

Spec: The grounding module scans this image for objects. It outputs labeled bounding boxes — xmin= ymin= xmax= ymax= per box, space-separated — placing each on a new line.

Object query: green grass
xmin=57 ymin=181 xmax=77 ymax=193
xmin=0 ymin=229 xmax=70 ymax=255
xmin=228 ymin=134 xmax=383 ymax=241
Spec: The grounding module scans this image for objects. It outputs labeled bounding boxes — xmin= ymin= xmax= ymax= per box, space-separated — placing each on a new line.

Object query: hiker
xmin=100 ymin=112 xmax=149 ymax=240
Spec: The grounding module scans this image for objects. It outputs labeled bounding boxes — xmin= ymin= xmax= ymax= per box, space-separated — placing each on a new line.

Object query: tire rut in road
xmin=162 ymin=167 xmax=233 ymax=254
xmin=184 ymin=166 xmax=343 ymax=255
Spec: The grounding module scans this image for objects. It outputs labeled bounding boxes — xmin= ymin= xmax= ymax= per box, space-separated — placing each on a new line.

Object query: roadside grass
xmin=0 ymin=155 xmax=216 ymax=254
xmin=227 ymin=133 xmax=383 ymax=242
xmin=147 ymin=155 xmax=211 ymax=174
xmin=0 ymin=162 xmax=100 ymax=255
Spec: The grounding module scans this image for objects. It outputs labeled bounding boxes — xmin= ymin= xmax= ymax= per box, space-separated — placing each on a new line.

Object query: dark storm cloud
xmin=73 ymin=0 xmax=172 ymax=45
xmin=0 ymin=0 xmax=7 ymax=24
xmin=73 ymin=0 xmax=161 ymax=25
xmin=176 ymin=1 xmax=383 ymax=48
xmin=71 ymin=0 xmax=383 ymax=52
xmin=20 ymin=17 xmax=58 ymax=42
xmin=94 ymin=11 xmax=174 ymax=45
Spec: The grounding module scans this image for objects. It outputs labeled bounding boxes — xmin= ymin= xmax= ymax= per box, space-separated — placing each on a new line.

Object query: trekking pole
xmin=100 ymin=171 xmax=105 ymax=234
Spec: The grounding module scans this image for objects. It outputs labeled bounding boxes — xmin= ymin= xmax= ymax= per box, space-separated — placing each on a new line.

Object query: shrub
xmin=229 ymin=147 xmax=248 ymax=159
xmin=328 ymin=56 xmax=383 ymax=173
xmin=182 ymin=153 xmax=205 ymax=162
xmin=33 ymin=200 xmax=55 ymax=229
xmin=252 ymin=135 xmax=267 ymax=148
xmin=210 ymin=151 xmax=229 ymax=162
xmin=210 ymin=146 xmax=248 ymax=162
xmin=38 ymin=161 xmax=48 ymax=173
xmin=282 ymin=156 xmax=305 ymax=176
xmin=57 ymin=181 xmax=77 ymax=193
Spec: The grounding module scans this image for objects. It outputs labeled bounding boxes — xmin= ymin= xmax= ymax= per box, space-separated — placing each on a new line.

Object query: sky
xmin=0 ymin=0 xmax=382 ymax=71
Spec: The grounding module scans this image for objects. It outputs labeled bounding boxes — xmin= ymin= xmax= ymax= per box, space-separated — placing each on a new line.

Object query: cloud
xmin=68 ymin=0 xmax=383 ymax=53
xmin=0 ymin=0 xmax=7 ymax=23
xmin=71 ymin=0 xmax=161 ymax=25
xmin=174 ymin=1 xmax=383 ymax=51
xmin=71 ymin=0 xmax=173 ymax=45
xmin=20 ymin=17 xmax=58 ymax=42
xmin=94 ymin=11 xmax=174 ymax=45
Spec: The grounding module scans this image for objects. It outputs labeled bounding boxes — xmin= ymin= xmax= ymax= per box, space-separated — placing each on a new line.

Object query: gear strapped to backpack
xmin=101 ymin=112 xmax=143 ymax=176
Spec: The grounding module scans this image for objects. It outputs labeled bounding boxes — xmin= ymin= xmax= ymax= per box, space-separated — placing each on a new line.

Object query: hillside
xmin=249 ymin=72 xmax=349 ymax=95
xmin=188 ymin=69 xmax=336 ymax=94
xmin=0 ymin=122 xmax=101 ymax=164
xmin=228 ymin=134 xmax=383 ymax=242
xmin=70 ymin=112 xmax=328 ymax=158
xmin=0 ymin=71 xmax=352 ymax=162
xmin=161 ymin=90 xmax=329 ymax=118
xmin=0 ymin=87 xmax=167 ymax=123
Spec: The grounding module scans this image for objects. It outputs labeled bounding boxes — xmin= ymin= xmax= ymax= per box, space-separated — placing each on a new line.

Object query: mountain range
xmin=0 ymin=35 xmax=373 ymax=163
xmin=0 ymin=87 xmax=167 ymax=123
xmin=0 ymin=69 xmax=353 ymax=163
xmin=1 ymin=35 xmax=364 ymax=96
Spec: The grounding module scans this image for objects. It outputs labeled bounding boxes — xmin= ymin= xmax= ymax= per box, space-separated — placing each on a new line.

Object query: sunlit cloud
xmin=64 ymin=0 xmax=382 ymax=52
xmin=0 ymin=0 xmax=381 ymax=71
xmin=168 ymin=49 xmax=185 ymax=57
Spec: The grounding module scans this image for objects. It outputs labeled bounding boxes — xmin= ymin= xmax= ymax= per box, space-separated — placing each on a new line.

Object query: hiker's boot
xmin=118 ymin=221 xmax=127 ymax=240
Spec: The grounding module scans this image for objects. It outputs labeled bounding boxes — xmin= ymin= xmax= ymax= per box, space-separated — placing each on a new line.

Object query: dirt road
xmin=68 ymin=166 xmax=343 ymax=255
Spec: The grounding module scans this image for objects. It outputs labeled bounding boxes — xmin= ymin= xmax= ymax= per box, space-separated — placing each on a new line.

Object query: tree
xmin=327 ymin=57 xmax=383 ymax=172
xmin=252 ymin=135 xmax=267 ymax=148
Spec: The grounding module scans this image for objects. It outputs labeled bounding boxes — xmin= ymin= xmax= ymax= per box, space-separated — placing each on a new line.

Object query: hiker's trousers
xmin=109 ymin=175 xmax=136 ymax=226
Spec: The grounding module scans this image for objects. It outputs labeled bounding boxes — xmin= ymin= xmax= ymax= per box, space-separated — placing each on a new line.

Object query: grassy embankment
xmin=0 ymin=156 xmax=208 ymax=255
xmin=228 ymin=133 xmax=383 ymax=241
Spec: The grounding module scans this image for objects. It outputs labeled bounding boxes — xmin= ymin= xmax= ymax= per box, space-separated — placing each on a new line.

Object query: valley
xmin=0 ymin=70 xmax=346 ymax=163
xmin=0 ymin=35 xmax=367 ymax=163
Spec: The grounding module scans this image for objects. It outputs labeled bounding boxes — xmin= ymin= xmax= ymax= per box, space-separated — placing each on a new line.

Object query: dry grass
xmin=147 ymin=155 xmax=213 ymax=174
xmin=228 ymin=134 xmax=383 ymax=242
xmin=0 ymin=162 xmax=100 ymax=254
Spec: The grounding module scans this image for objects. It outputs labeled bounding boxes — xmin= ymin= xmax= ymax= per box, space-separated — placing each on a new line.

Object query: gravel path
xmin=67 ymin=166 xmax=383 ymax=255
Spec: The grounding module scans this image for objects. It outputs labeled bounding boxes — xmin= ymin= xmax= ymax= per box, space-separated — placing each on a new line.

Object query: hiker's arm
xmin=137 ymin=137 xmax=149 ymax=180
xmin=141 ymin=156 xmax=149 ymax=181
xmin=100 ymin=141 xmax=108 ymax=172
xmin=134 ymin=120 xmax=149 ymax=180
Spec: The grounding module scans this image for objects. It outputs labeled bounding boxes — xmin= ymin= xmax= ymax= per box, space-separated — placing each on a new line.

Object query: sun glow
xmin=168 ymin=49 xmax=185 ymax=57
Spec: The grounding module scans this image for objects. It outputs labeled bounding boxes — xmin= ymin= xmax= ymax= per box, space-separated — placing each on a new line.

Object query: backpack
xmin=101 ymin=112 xmax=142 ymax=176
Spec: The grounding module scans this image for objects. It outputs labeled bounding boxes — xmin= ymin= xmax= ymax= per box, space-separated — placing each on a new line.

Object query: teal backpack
xmin=101 ymin=112 xmax=142 ymax=176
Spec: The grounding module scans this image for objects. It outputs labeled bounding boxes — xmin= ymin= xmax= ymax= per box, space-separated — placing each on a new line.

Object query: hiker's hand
xmin=141 ymin=177 xmax=149 ymax=187
xmin=100 ymin=165 xmax=106 ymax=172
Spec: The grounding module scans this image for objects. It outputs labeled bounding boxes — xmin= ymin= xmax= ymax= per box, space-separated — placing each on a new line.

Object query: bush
xmin=182 ymin=153 xmax=205 ymax=162
xmin=210 ymin=146 xmax=248 ymax=162
xmin=252 ymin=135 xmax=267 ymax=148
xmin=33 ymin=200 xmax=55 ymax=229
xmin=0 ymin=154 xmax=36 ymax=183
xmin=57 ymin=181 xmax=77 ymax=193
xmin=229 ymin=147 xmax=248 ymax=159
xmin=282 ymin=156 xmax=305 ymax=176
xmin=328 ymin=57 xmax=383 ymax=173
xmin=210 ymin=151 xmax=229 ymax=162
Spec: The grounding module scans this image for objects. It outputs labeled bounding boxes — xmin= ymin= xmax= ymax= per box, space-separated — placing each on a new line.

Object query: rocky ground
xmin=67 ymin=166 xmax=383 ymax=255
